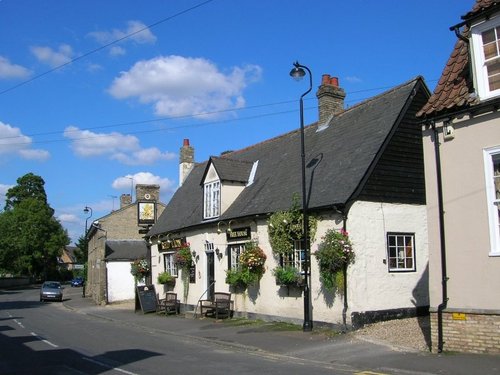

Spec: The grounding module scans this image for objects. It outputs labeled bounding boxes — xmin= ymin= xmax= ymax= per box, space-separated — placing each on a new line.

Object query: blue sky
xmin=0 ymin=0 xmax=473 ymax=244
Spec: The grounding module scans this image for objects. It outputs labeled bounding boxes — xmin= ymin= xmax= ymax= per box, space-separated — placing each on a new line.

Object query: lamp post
xmin=289 ymin=61 xmax=313 ymax=331
xmin=84 ymin=206 xmax=93 ymax=235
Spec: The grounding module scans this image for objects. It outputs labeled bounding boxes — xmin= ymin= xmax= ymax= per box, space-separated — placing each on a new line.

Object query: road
xmin=0 ymin=285 xmax=355 ymax=375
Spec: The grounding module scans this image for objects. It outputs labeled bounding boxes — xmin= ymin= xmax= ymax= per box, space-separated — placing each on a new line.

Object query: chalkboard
xmin=136 ymin=284 xmax=157 ymax=313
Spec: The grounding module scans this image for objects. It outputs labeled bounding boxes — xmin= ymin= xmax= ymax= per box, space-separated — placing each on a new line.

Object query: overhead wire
xmin=0 ymin=0 xmax=216 ymax=96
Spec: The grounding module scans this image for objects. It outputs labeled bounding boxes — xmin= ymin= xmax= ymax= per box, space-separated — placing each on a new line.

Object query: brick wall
xmin=430 ymin=310 xmax=500 ymax=354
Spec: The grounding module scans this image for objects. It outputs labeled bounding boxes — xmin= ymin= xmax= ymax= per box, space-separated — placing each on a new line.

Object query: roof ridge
xmin=223 ymin=77 xmax=421 ymax=158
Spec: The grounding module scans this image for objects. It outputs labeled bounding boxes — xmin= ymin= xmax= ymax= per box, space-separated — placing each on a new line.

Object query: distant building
xmin=86 ymin=184 xmax=166 ymax=304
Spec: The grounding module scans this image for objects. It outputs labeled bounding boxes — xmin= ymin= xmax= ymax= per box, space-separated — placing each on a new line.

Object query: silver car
xmin=40 ymin=281 xmax=63 ymax=302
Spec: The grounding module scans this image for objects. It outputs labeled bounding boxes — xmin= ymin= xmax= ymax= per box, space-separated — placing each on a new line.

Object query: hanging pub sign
xmin=137 ymin=201 xmax=156 ymax=225
xmin=226 ymin=227 xmax=251 ymax=241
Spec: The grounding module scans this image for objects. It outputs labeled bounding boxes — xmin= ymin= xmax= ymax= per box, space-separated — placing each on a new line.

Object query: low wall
xmin=0 ymin=277 xmax=31 ymax=288
xmin=431 ymin=308 xmax=500 ymax=354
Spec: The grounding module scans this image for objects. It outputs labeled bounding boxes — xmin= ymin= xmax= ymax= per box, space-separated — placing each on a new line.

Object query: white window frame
xmin=484 ymin=146 xmax=500 ymax=256
xmin=386 ymin=233 xmax=416 ymax=272
xmin=281 ymin=240 xmax=307 ymax=274
xmin=203 ymin=180 xmax=220 ymax=219
xmin=228 ymin=243 xmax=245 ymax=270
xmin=471 ymin=16 xmax=500 ymax=100
xmin=163 ymin=252 xmax=178 ymax=277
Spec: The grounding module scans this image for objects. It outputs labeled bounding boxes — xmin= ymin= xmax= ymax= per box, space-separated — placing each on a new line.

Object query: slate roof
xmin=204 ymin=156 xmax=254 ymax=184
xmin=149 ymin=77 xmax=426 ymax=236
xmin=418 ymin=0 xmax=500 ymax=118
xmin=105 ymin=240 xmax=148 ymax=260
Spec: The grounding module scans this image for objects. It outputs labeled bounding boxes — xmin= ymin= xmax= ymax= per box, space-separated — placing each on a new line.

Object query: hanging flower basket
xmin=314 ymin=228 xmax=354 ymax=292
xmin=131 ymin=259 xmax=150 ymax=281
xmin=174 ymin=243 xmax=192 ymax=270
xmin=225 ymin=242 xmax=267 ymax=290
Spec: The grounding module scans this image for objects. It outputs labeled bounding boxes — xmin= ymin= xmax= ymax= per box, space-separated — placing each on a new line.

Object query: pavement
xmin=63 ymin=293 xmax=500 ymax=375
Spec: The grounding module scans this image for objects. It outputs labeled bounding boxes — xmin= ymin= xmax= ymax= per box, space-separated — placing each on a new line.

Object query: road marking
xmin=82 ymin=357 xmax=139 ymax=375
xmin=13 ymin=319 xmax=25 ymax=329
xmin=355 ymin=372 xmax=389 ymax=375
xmin=30 ymin=332 xmax=58 ymax=348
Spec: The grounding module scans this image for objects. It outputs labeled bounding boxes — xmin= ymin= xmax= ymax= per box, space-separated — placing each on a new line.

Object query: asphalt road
xmin=0 ymin=285 xmax=355 ymax=374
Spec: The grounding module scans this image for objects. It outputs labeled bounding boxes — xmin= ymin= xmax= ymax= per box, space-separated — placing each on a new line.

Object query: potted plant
xmin=272 ymin=265 xmax=304 ymax=287
xmin=314 ymin=228 xmax=355 ymax=293
xmin=157 ymin=271 xmax=175 ymax=285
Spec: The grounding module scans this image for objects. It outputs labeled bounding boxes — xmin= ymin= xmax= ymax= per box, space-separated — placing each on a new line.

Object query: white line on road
xmin=30 ymin=332 xmax=58 ymax=348
xmin=82 ymin=357 xmax=140 ymax=375
xmin=13 ymin=319 xmax=25 ymax=328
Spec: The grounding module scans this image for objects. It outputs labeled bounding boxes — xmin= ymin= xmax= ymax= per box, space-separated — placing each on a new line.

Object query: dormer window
xmin=204 ymin=180 xmax=220 ymax=219
xmin=471 ymin=18 xmax=500 ymax=100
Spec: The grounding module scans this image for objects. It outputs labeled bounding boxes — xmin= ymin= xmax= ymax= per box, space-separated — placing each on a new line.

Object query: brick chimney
xmin=135 ymin=184 xmax=160 ymax=202
xmin=179 ymin=139 xmax=194 ymax=187
xmin=316 ymin=74 xmax=346 ymax=125
xmin=120 ymin=194 xmax=132 ymax=208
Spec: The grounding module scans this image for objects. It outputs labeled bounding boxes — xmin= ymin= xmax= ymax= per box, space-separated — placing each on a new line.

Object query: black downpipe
xmin=432 ymin=122 xmax=449 ymax=353
xmin=340 ymin=209 xmax=349 ymax=331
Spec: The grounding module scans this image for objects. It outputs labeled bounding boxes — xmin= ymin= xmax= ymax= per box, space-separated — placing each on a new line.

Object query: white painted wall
xmin=107 ymin=261 xmax=136 ymax=303
xmin=150 ymin=201 xmax=429 ymax=325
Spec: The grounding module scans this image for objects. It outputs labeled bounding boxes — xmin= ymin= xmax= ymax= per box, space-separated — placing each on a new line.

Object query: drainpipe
xmin=336 ymin=206 xmax=349 ymax=331
xmin=432 ymin=122 xmax=449 ymax=353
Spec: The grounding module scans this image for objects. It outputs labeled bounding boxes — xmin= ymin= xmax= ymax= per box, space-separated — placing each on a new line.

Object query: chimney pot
xmin=316 ymin=73 xmax=346 ymax=125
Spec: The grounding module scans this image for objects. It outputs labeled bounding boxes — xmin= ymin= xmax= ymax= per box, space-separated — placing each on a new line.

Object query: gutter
xmin=431 ymin=122 xmax=449 ymax=353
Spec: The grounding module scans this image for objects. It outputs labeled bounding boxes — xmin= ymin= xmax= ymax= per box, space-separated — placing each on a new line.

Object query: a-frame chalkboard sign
xmin=136 ymin=284 xmax=157 ymax=313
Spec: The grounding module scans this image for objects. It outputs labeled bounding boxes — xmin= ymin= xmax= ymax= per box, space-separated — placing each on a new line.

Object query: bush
xmin=157 ymin=271 xmax=175 ymax=284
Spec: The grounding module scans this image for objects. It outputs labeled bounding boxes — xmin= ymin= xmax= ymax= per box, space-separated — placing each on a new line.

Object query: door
xmin=206 ymin=252 xmax=215 ymax=300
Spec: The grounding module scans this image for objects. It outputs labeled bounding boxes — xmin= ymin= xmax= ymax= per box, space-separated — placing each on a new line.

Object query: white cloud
xmin=0 ymin=121 xmax=50 ymax=161
xmin=113 ymin=172 xmax=176 ymax=196
xmin=58 ymin=213 xmax=80 ymax=224
xmin=63 ymin=125 xmax=176 ymax=165
xmin=345 ymin=76 xmax=362 ymax=83
xmin=30 ymin=44 xmax=73 ymax=68
xmin=18 ymin=149 xmax=50 ymax=161
xmin=0 ymin=56 xmax=32 ymax=79
xmin=88 ymin=20 xmax=156 ymax=56
xmin=108 ymin=55 xmax=262 ymax=118
xmin=109 ymin=46 xmax=126 ymax=57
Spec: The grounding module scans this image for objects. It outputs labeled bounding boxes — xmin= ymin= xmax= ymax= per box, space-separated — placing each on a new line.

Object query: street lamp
xmin=84 ymin=206 xmax=93 ymax=235
xmin=289 ymin=61 xmax=313 ymax=332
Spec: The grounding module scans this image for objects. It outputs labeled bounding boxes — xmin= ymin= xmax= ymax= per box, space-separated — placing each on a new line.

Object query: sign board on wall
xmin=226 ymin=227 xmax=251 ymax=241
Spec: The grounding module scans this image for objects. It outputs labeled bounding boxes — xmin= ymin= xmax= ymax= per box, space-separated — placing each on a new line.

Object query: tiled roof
xmin=105 ymin=240 xmax=148 ymax=260
xmin=148 ymin=77 xmax=427 ymax=236
xmin=208 ymin=156 xmax=253 ymax=183
xmin=417 ymin=0 xmax=499 ymax=118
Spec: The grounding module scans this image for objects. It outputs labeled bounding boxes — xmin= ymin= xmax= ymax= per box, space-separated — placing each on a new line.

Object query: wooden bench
xmin=199 ymin=292 xmax=232 ymax=319
xmin=157 ymin=292 xmax=180 ymax=315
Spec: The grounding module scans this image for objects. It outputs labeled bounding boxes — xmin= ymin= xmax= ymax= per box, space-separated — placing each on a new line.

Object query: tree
xmin=0 ymin=173 xmax=69 ymax=279
xmin=74 ymin=235 xmax=88 ymax=264
xmin=4 ymin=173 xmax=48 ymax=211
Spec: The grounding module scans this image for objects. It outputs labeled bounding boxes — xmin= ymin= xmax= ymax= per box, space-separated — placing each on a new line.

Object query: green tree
xmin=74 ymin=235 xmax=88 ymax=264
xmin=0 ymin=173 xmax=69 ymax=279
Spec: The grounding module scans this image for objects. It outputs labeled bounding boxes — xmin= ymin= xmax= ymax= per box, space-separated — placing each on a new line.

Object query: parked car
xmin=71 ymin=277 xmax=84 ymax=287
xmin=40 ymin=281 xmax=63 ymax=302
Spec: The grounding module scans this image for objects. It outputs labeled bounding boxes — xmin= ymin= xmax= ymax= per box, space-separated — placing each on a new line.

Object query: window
xmin=163 ymin=252 xmax=177 ymax=277
xmin=228 ymin=243 xmax=245 ymax=270
xmin=386 ymin=233 xmax=416 ymax=272
xmin=280 ymin=240 xmax=307 ymax=274
xmin=471 ymin=19 xmax=500 ymax=100
xmin=484 ymin=147 xmax=500 ymax=255
xmin=204 ymin=242 xmax=214 ymax=253
xmin=203 ymin=180 xmax=220 ymax=219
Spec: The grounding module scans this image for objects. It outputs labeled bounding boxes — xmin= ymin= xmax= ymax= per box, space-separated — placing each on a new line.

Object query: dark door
xmin=207 ymin=252 xmax=215 ymax=300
